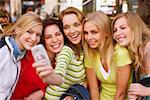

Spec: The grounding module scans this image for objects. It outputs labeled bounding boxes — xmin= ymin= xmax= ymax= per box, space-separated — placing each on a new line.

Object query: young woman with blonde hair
xmin=112 ymin=12 xmax=150 ymax=100
xmin=83 ymin=11 xmax=132 ymax=100
xmin=0 ymin=12 xmax=43 ymax=100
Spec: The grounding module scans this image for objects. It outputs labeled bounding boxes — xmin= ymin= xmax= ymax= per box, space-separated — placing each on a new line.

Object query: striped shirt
xmin=45 ymin=45 xmax=86 ymax=100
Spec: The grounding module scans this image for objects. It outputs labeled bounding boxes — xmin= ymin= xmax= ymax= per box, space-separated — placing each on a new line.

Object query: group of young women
xmin=0 ymin=6 xmax=150 ymax=100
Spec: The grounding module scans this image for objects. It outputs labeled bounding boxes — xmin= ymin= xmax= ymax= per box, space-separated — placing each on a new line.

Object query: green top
xmin=84 ymin=44 xmax=132 ymax=100
xmin=45 ymin=45 xmax=86 ymax=100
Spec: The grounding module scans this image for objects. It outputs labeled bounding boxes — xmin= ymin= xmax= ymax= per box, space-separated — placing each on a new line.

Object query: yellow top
xmin=84 ymin=44 xmax=132 ymax=100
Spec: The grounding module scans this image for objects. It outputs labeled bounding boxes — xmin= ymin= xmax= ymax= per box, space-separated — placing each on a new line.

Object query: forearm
xmin=86 ymin=68 xmax=99 ymax=100
xmin=115 ymin=65 xmax=131 ymax=100
xmin=147 ymin=88 xmax=150 ymax=96
xmin=114 ymin=92 xmax=125 ymax=100
xmin=43 ymin=72 xmax=63 ymax=85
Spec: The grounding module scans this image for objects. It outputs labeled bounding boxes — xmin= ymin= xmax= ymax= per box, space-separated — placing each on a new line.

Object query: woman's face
xmin=62 ymin=14 xmax=82 ymax=45
xmin=113 ymin=17 xmax=132 ymax=46
xmin=18 ymin=24 xmax=43 ymax=50
xmin=84 ymin=21 xmax=102 ymax=49
xmin=44 ymin=25 xmax=64 ymax=54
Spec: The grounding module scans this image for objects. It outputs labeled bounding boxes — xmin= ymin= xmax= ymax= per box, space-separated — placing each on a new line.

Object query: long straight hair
xmin=83 ymin=11 xmax=114 ymax=69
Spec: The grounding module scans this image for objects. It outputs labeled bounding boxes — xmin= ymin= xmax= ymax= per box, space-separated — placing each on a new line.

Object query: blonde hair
xmin=83 ymin=11 xmax=114 ymax=68
xmin=112 ymin=12 xmax=150 ymax=68
xmin=3 ymin=12 xmax=42 ymax=37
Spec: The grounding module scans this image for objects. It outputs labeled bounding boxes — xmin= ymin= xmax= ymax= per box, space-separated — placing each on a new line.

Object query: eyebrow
xmin=120 ymin=24 xmax=127 ymax=27
xmin=28 ymin=29 xmax=42 ymax=34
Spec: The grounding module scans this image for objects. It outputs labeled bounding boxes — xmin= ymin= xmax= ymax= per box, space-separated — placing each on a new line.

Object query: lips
xmin=88 ymin=40 xmax=96 ymax=46
xmin=116 ymin=35 xmax=126 ymax=43
xmin=70 ymin=33 xmax=79 ymax=40
xmin=118 ymin=37 xmax=124 ymax=42
xmin=51 ymin=44 xmax=60 ymax=49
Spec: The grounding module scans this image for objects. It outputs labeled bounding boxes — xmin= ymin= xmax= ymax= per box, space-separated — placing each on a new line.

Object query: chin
xmin=53 ymin=50 xmax=60 ymax=54
xmin=118 ymin=43 xmax=127 ymax=47
xmin=53 ymin=48 xmax=62 ymax=53
xmin=89 ymin=45 xmax=97 ymax=49
xmin=25 ymin=46 xmax=33 ymax=50
xmin=72 ymin=40 xmax=81 ymax=45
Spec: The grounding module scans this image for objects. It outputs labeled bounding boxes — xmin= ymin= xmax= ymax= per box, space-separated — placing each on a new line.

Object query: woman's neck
xmin=47 ymin=50 xmax=55 ymax=62
xmin=76 ymin=42 xmax=82 ymax=51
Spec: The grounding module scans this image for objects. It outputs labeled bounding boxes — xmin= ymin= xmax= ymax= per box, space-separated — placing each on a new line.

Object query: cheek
xmin=59 ymin=36 xmax=64 ymax=42
xmin=64 ymin=30 xmax=69 ymax=36
xmin=78 ymin=27 xmax=83 ymax=32
xmin=45 ymin=39 xmax=51 ymax=46
xmin=127 ymin=35 xmax=132 ymax=43
xmin=84 ymin=35 xmax=88 ymax=41
xmin=45 ymin=43 xmax=51 ymax=51
xmin=19 ymin=34 xmax=26 ymax=43
xmin=37 ymin=37 xmax=41 ymax=43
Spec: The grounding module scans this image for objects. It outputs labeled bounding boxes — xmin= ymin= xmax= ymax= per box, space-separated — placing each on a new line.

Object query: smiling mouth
xmin=52 ymin=44 xmax=60 ymax=49
xmin=117 ymin=36 xmax=126 ymax=42
xmin=88 ymin=40 xmax=95 ymax=46
xmin=28 ymin=43 xmax=35 ymax=47
xmin=70 ymin=33 xmax=79 ymax=39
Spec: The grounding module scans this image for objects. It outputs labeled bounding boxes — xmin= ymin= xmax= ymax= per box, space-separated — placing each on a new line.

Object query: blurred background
xmin=0 ymin=0 xmax=150 ymax=33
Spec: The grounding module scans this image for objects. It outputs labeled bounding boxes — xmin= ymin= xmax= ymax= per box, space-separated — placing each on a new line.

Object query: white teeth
xmin=71 ymin=34 xmax=78 ymax=38
xmin=52 ymin=44 xmax=59 ymax=48
xmin=118 ymin=37 xmax=124 ymax=42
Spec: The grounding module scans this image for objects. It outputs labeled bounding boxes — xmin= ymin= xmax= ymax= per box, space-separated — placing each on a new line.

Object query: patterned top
xmin=45 ymin=45 xmax=86 ymax=100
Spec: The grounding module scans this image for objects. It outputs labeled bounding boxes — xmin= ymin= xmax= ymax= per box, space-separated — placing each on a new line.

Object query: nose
xmin=116 ymin=29 xmax=122 ymax=36
xmin=87 ymin=33 xmax=93 ymax=40
xmin=69 ymin=26 xmax=75 ymax=33
xmin=52 ymin=36 xmax=57 ymax=43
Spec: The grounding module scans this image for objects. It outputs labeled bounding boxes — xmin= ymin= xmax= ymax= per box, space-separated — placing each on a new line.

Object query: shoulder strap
xmin=0 ymin=37 xmax=7 ymax=48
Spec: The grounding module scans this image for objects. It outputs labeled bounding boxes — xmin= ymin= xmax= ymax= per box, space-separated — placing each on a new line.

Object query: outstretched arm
xmin=32 ymin=60 xmax=63 ymax=85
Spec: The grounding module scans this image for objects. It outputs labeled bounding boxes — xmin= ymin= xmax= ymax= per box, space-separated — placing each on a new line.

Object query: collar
xmin=7 ymin=37 xmax=26 ymax=62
